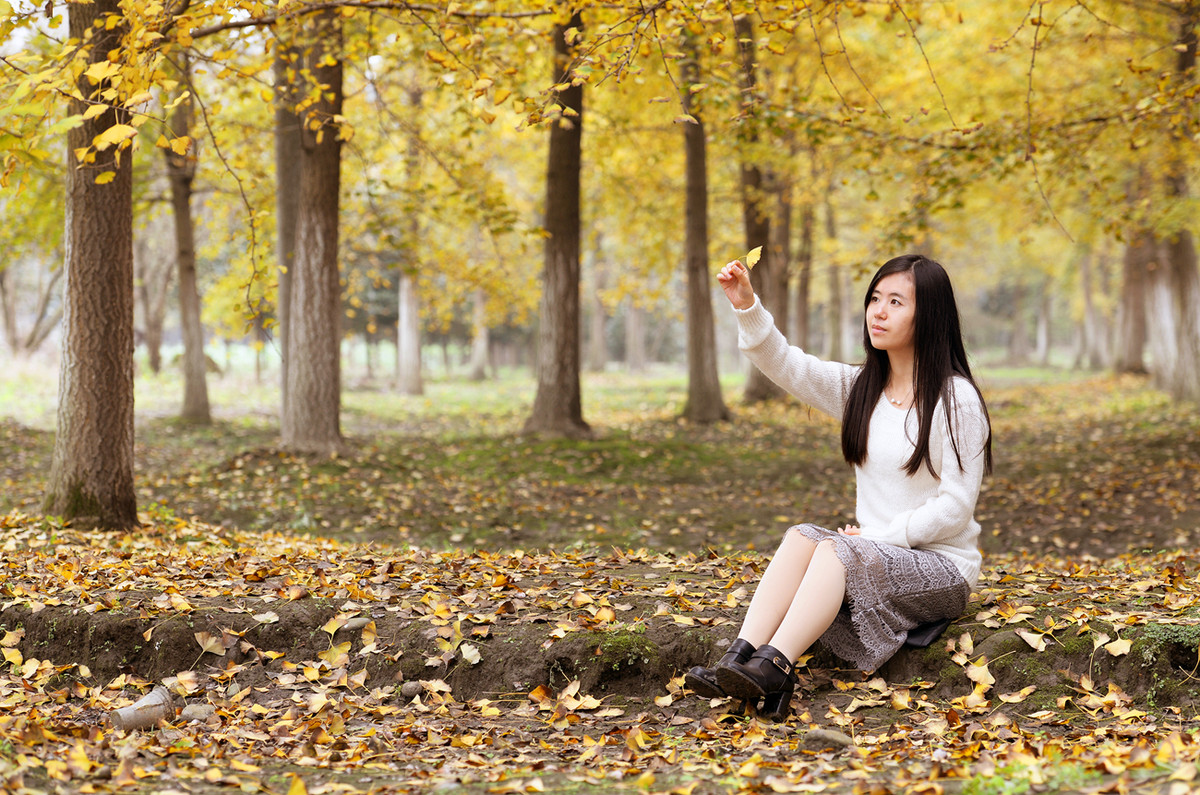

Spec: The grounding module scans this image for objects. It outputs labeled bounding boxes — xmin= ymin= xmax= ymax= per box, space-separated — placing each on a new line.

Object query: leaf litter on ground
xmin=0 ymin=373 xmax=1199 ymax=793
xmin=0 ymin=513 xmax=1198 ymax=794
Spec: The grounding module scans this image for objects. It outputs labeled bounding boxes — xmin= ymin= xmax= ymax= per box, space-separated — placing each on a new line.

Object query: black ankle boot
xmin=716 ymin=643 xmax=794 ymax=701
xmin=757 ymin=678 xmax=795 ymax=723
xmin=683 ymin=639 xmax=756 ymax=699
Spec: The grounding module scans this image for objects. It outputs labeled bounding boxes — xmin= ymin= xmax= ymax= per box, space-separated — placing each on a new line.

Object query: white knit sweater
xmin=734 ymin=297 xmax=988 ymax=587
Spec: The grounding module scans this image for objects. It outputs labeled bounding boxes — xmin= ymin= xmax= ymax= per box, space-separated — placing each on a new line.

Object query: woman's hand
xmin=717 ymin=260 xmax=756 ymax=310
xmin=837 ymin=525 xmax=861 ymax=536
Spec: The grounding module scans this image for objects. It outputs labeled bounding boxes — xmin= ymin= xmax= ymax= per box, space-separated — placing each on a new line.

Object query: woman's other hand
xmin=837 ymin=525 xmax=861 ymax=536
xmin=717 ymin=260 xmax=756 ymax=310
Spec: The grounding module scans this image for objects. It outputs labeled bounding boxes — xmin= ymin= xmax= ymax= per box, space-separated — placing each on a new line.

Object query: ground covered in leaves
xmin=1 ymin=518 xmax=1199 ymax=795
xmin=0 ymin=370 xmax=1199 ymax=794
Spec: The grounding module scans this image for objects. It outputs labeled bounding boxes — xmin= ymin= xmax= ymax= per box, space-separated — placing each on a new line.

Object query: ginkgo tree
xmin=8 ymin=0 xmax=1200 ymax=528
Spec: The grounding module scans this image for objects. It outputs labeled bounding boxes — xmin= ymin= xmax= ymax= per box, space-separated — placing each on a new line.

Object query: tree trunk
xmin=0 ymin=268 xmax=16 ymax=352
xmin=839 ymin=265 xmax=857 ymax=360
xmin=1007 ymin=279 xmax=1031 ymax=365
xmin=395 ymin=83 xmax=424 ymax=395
xmin=625 ymin=302 xmax=646 ymax=373
xmin=790 ymin=202 xmax=814 ymax=349
xmin=467 ymin=287 xmax=490 ymax=381
xmin=586 ymin=244 xmax=607 ymax=374
xmin=275 ymin=42 xmax=303 ymax=416
xmin=165 ymin=53 xmax=211 ymax=423
xmin=44 ymin=0 xmax=138 ymax=529
xmin=1159 ymin=218 xmax=1200 ymax=399
xmin=1077 ymin=249 xmax=1106 ymax=370
xmin=824 ymin=197 xmax=844 ymax=363
xmin=281 ymin=10 xmax=344 ymax=453
xmin=1145 ymin=5 xmax=1200 ymax=400
xmin=1144 ymin=243 xmax=1179 ymax=389
xmin=735 ymin=15 xmax=781 ymax=404
xmin=133 ymin=238 xmax=170 ymax=375
xmin=0 ymin=254 xmax=64 ymax=357
xmin=524 ymin=11 xmax=589 ymax=437
xmin=680 ymin=40 xmax=729 ymax=423
xmin=396 ymin=269 xmax=423 ymax=393
xmin=1035 ymin=279 xmax=1053 ymax=366
xmin=769 ymin=179 xmax=792 ymax=339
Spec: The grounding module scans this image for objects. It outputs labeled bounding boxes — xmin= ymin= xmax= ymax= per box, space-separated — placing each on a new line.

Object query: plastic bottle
xmin=109 ymin=685 xmax=175 ymax=731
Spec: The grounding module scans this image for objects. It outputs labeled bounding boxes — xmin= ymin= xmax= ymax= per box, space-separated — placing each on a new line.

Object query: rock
xmin=799 ymin=728 xmax=855 ymax=751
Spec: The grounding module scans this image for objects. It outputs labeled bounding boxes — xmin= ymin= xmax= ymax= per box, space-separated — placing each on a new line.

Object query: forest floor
xmin=0 ymin=369 xmax=1199 ymax=795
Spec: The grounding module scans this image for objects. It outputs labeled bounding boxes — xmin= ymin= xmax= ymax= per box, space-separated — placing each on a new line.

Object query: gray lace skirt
xmin=790 ymin=523 xmax=970 ymax=672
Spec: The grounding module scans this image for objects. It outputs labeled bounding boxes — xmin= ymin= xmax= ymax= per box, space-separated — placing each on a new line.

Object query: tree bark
xmin=165 ymin=53 xmax=211 ymax=422
xmin=0 ymin=268 xmax=16 ymax=352
xmin=281 ymin=10 xmax=344 ymax=453
xmin=625 ymin=302 xmax=646 ymax=373
xmin=467 ymin=287 xmax=490 ymax=381
xmin=1144 ymin=4 xmax=1200 ymax=400
xmin=735 ymin=15 xmax=781 ymax=404
xmin=1035 ymin=279 xmax=1053 ymax=366
xmin=824 ymin=197 xmax=845 ymax=362
xmin=1159 ymin=216 xmax=1200 ymax=399
xmin=524 ymin=11 xmax=589 ymax=437
xmin=1007 ymin=279 xmax=1031 ymax=365
xmin=680 ymin=41 xmax=730 ymax=424
xmin=1079 ymin=248 xmax=1109 ymax=370
xmin=1144 ymin=242 xmax=1179 ymax=389
xmin=275 ymin=42 xmax=303 ymax=416
xmin=0 ymin=259 xmax=64 ymax=356
xmin=44 ymin=0 xmax=138 ymax=529
xmin=396 ymin=83 xmax=424 ymax=395
xmin=768 ymin=179 xmax=792 ymax=337
xmin=790 ymin=201 xmax=814 ymax=349
xmin=586 ymin=244 xmax=607 ymax=374
xmin=396 ymin=269 xmax=423 ymax=393
xmin=133 ymin=236 xmax=170 ymax=374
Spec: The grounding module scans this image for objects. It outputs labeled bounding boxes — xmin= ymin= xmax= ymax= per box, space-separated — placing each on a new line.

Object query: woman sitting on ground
xmin=685 ymin=253 xmax=993 ymax=722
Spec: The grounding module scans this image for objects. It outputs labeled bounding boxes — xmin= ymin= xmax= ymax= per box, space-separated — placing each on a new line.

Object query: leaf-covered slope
xmin=1 ymin=516 xmax=1198 ymax=794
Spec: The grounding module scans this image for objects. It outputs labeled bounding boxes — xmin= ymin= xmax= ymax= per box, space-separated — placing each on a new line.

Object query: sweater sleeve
xmin=733 ymin=297 xmax=856 ymax=419
xmin=879 ymin=384 xmax=989 ymax=548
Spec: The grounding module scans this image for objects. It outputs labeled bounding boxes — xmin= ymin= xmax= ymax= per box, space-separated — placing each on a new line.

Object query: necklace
xmin=885 ymin=387 xmax=910 ymax=407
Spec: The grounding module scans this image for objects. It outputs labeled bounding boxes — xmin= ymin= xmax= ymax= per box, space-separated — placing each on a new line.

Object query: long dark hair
xmin=841 ymin=254 xmax=993 ymax=477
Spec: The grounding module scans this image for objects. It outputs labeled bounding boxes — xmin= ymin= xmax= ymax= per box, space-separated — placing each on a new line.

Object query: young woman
xmin=685 ymin=254 xmax=993 ymax=722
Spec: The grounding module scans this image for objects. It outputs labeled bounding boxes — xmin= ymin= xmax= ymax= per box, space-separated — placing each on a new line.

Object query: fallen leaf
xmin=1105 ymin=637 xmax=1132 ymax=656
xmin=194 ymin=631 xmax=225 ymax=656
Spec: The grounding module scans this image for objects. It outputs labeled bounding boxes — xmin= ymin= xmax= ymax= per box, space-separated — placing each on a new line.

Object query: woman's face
xmin=866 ymin=271 xmax=916 ymax=354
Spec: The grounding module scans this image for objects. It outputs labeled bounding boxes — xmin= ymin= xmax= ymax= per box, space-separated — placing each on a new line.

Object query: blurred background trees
xmin=2 ymin=0 xmax=1199 ymax=526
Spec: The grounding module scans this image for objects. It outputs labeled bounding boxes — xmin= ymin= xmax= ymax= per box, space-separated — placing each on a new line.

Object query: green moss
xmin=922 ymin=643 xmax=948 ymax=666
xmin=1133 ymin=623 xmax=1200 ymax=666
xmin=44 ymin=484 xmax=102 ymax=520
xmin=587 ymin=628 xmax=658 ymax=673
xmin=1130 ymin=623 xmax=1200 ymax=708
xmin=1057 ymin=633 xmax=1092 ymax=657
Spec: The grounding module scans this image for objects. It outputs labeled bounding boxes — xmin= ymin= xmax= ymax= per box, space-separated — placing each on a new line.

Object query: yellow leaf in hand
xmin=744 ymin=246 xmax=763 ymax=269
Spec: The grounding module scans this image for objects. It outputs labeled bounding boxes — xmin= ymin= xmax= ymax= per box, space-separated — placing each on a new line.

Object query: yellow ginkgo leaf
xmin=1105 ymin=637 xmax=1131 ymax=657
xmin=93 ymin=123 xmax=137 ymax=151
xmin=194 ymin=631 xmax=225 ymax=656
xmin=744 ymin=245 xmax=763 ymax=269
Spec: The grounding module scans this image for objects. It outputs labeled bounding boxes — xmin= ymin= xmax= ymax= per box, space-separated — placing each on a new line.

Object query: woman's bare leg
xmin=764 ymin=539 xmax=847 ymax=661
xmin=736 ymin=529 xmax=819 ymax=647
